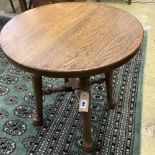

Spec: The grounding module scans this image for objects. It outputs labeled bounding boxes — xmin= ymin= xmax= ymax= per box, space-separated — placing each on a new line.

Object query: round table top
xmin=0 ymin=2 xmax=143 ymax=78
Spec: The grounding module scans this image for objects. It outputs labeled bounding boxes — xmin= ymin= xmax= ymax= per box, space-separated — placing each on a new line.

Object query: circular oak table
xmin=0 ymin=3 xmax=143 ymax=152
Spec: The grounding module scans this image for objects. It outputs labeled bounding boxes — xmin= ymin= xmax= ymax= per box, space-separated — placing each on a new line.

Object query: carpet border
xmin=133 ymin=30 xmax=147 ymax=155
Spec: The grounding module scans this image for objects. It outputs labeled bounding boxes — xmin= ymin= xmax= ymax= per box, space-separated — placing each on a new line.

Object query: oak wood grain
xmin=0 ymin=3 xmax=143 ymax=78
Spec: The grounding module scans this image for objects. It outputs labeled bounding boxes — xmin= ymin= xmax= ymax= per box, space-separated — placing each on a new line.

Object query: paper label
xmin=79 ymin=91 xmax=89 ymax=112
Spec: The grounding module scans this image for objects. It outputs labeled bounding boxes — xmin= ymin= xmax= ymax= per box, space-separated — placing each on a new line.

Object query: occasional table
xmin=0 ymin=3 xmax=143 ymax=152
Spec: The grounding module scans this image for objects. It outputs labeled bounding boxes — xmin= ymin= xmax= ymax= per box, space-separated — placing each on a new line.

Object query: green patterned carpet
xmin=0 ymin=17 xmax=146 ymax=155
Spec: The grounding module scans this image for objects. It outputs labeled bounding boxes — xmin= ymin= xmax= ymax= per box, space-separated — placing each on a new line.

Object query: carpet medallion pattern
xmin=0 ymin=16 xmax=145 ymax=155
xmin=0 ymin=44 xmax=143 ymax=155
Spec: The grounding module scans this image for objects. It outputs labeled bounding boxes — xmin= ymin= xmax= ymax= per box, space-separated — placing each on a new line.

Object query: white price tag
xmin=79 ymin=91 xmax=89 ymax=112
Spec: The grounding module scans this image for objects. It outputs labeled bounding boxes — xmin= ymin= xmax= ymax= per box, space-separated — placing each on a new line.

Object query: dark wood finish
xmin=90 ymin=77 xmax=105 ymax=85
xmin=64 ymin=78 xmax=69 ymax=83
xmin=0 ymin=3 xmax=143 ymax=78
xmin=18 ymin=0 xmax=27 ymax=11
xmin=31 ymin=74 xmax=43 ymax=125
xmin=32 ymin=0 xmax=49 ymax=7
xmin=97 ymin=0 xmax=132 ymax=5
xmin=29 ymin=0 xmax=33 ymax=9
xmin=79 ymin=78 xmax=94 ymax=152
xmin=43 ymin=85 xmax=73 ymax=95
xmin=128 ymin=0 xmax=132 ymax=5
xmin=105 ymin=71 xmax=117 ymax=109
xmin=32 ymin=0 xmax=75 ymax=7
xmin=9 ymin=0 xmax=32 ymax=13
xmin=9 ymin=0 xmax=16 ymax=13
xmin=32 ymin=0 xmax=39 ymax=7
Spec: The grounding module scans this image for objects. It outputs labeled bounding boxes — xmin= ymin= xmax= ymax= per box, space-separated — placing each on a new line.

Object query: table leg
xmin=9 ymin=0 xmax=16 ymax=13
xmin=18 ymin=0 xmax=27 ymax=12
xmin=79 ymin=78 xmax=94 ymax=152
xmin=32 ymin=0 xmax=38 ymax=8
xmin=31 ymin=74 xmax=43 ymax=126
xmin=32 ymin=0 xmax=49 ymax=7
xmin=29 ymin=0 xmax=32 ymax=9
xmin=128 ymin=0 xmax=132 ymax=5
xmin=64 ymin=78 xmax=69 ymax=83
xmin=105 ymin=71 xmax=117 ymax=109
